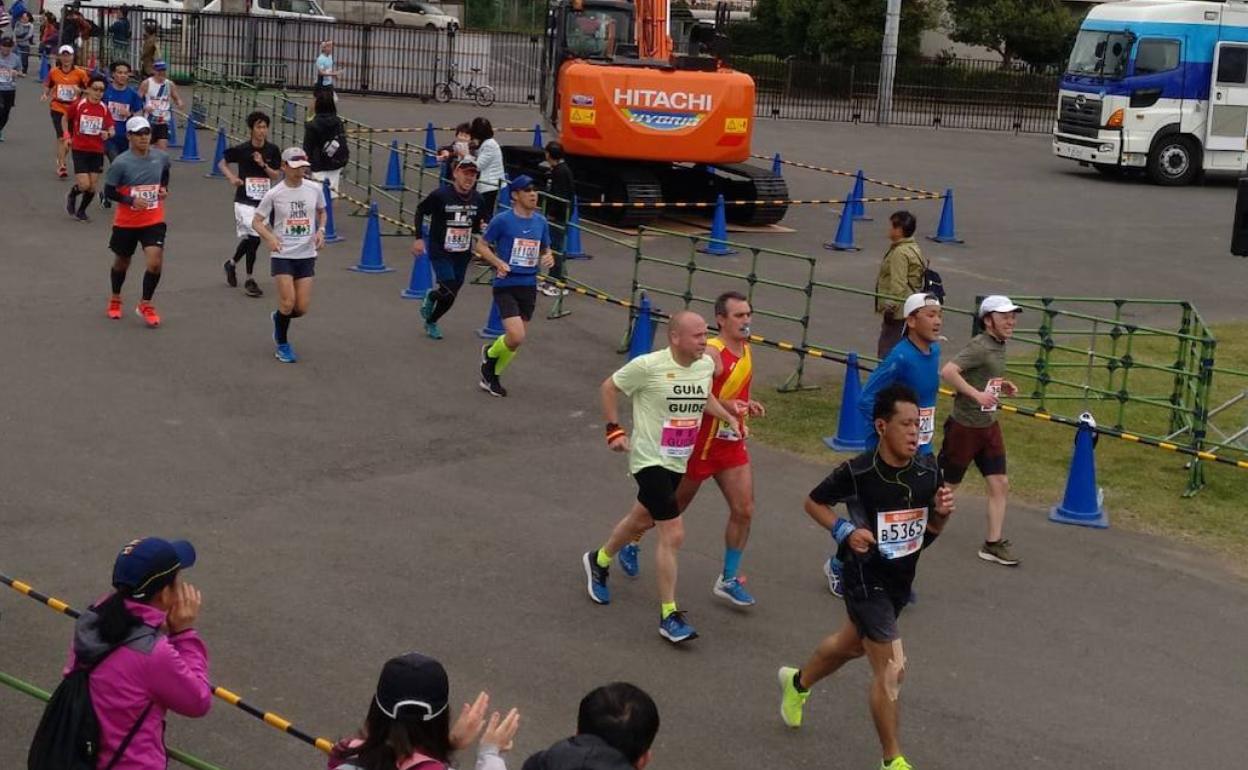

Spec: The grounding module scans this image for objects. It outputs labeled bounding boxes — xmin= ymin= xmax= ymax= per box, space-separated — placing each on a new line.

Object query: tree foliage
xmin=736 ymin=0 xmax=936 ymax=60
xmin=945 ymin=0 xmax=1079 ymax=66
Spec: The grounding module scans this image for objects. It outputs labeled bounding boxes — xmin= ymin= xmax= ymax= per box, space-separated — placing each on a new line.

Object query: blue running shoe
xmin=275 ymin=343 xmax=297 ymax=363
xmin=425 ymin=320 xmax=443 ymax=340
xmin=713 ymin=574 xmax=756 ymax=607
xmin=659 ymin=610 xmax=698 ymax=643
xmin=618 ymin=542 xmax=640 ymax=577
xmin=582 ymin=551 xmax=610 ymax=605
xmin=824 ymin=557 xmax=843 ymax=598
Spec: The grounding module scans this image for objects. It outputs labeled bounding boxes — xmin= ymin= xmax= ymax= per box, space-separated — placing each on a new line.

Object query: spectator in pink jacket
xmin=64 ymin=537 xmax=212 ymax=770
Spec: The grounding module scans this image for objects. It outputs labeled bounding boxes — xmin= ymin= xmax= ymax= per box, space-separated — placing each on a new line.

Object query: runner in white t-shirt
xmin=252 ymin=147 xmax=326 ymax=364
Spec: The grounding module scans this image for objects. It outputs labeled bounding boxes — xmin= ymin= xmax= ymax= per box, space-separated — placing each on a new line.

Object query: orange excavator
xmin=502 ymin=0 xmax=788 ymax=227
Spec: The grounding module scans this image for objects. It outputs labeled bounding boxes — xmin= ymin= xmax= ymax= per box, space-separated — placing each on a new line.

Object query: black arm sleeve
xmin=104 ymin=184 xmax=134 ymax=206
xmin=160 ymin=167 xmax=170 ymax=187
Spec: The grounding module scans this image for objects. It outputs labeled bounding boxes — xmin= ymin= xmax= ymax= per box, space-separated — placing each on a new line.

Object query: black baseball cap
xmin=374 ymin=652 xmax=449 ymax=721
xmin=112 ymin=537 xmax=196 ymax=600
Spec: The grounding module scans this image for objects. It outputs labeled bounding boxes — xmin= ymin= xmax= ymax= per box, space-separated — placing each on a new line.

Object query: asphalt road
xmin=1 ymin=88 xmax=1246 ymax=770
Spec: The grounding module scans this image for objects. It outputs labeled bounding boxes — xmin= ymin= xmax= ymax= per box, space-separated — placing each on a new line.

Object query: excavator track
xmin=711 ymin=163 xmax=790 ymax=226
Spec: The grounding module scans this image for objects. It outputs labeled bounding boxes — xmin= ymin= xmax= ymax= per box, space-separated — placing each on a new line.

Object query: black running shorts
xmin=151 ymin=122 xmax=170 ymax=143
xmin=72 ymin=149 xmax=104 ymax=175
xmin=633 ymin=466 xmax=684 ymax=522
xmin=493 ymin=284 xmax=536 ymax=322
xmin=845 ymin=587 xmax=906 ymax=643
xmin=109 ymin=222 xmax=167 ymax=258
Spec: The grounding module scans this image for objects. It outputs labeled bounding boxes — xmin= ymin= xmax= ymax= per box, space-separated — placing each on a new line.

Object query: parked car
xmin=200 ymin=0 xmax=336 ymax=22
xmin=382 ymin=0 xmax=457 ymax=29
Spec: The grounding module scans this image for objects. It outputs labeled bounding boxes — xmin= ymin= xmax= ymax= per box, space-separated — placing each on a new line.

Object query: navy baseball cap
xmin=375 ymin=652 xmax=450 ymax=721
xmin=112 ymin=537 xmax=196 ymax=599
xmin=153 ymin=60 xmax=168 ymax=71
xmin=509 ymin=174 xmax=536 ymax=192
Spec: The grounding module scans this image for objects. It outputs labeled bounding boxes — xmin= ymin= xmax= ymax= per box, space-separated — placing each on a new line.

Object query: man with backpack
xmin=30 ymin=536 xmax=212 ymax=770
xmin=874 ymin=211 xmax=933 ymax=359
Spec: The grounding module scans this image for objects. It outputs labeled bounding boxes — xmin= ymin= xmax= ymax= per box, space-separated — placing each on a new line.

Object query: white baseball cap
xmin=902 ymin=292 xmax=941 ymax=318
xmin=282 ymin=147 xmax=311 ymax=168
xmin=58 ymin=44 xmax=74 ymax=55
xmin=979 ymin=295 xmax=1022 ymax=317
xmin=126 ymin=115 xmax=151 ymax=133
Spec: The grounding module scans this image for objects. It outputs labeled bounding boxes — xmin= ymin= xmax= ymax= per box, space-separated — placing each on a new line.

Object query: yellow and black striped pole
xmin=0 ymin=573 xmax=336 ymax=755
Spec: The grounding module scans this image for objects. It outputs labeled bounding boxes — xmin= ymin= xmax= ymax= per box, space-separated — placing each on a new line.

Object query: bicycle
xmin=433 ymin=65 xmax=496 ymax=108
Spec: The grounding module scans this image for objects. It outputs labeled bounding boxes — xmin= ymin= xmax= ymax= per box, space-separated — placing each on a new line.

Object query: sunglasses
xmin=131 ymin=129 xmax=152 ymax=136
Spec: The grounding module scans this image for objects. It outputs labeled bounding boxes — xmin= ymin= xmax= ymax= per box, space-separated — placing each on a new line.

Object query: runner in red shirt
xmin=617 ymin=291 xmax=767 ymax=607
xmin=63 ymin=74 xmax=114 ymax=222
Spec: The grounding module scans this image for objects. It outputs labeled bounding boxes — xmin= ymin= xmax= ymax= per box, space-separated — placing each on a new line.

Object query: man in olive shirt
xmin=938 ymin=295 xmax=1022 ymax=566
xmin=874 ymin=211 xmax=927 ymax=358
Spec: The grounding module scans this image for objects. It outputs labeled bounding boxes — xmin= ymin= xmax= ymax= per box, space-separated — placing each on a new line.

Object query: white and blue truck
xmin=1053 ymin=0 xmax=1248 ymax=184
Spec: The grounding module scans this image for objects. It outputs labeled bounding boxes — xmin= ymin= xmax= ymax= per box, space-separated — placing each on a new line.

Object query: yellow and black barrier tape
xmin=579 ymin=194 xmax=941 ymax=209
xmin=344 ymin=125 xmax=538 ymax=134
xmin=748 ymin=154 xmax=938 ymax=196
xmin=0 ymin=572 xmax=337 ymax=755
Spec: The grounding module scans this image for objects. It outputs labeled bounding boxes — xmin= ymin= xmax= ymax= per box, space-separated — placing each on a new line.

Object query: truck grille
xmin=1057 ymin=94 xmax=1102 ymax=137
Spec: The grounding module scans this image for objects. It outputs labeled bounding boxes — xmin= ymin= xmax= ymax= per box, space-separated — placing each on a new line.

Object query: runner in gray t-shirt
xmin=252 ymin=147 xmax=326 ymax=364
xmin=938 ymin=295 xmax=1022 ymax=566
xmin=0 ymin=37 xmax=26 ymax=141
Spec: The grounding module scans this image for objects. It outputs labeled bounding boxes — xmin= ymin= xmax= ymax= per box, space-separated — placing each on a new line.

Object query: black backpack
xmin=321 ymin=124 xmax=350 ymax=171
xmin=28 ymin=660 xmax=153 ymax=770
xmin=922 ymin=264 xmax=945 ymax=303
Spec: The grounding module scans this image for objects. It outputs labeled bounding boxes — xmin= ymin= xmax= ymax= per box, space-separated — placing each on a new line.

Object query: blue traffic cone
xmin=349 ymin=203 xmax=395 ymax=273
xmin=849 ymin=170 xmax=871 ymax=221
xmin=697 ymin=194 xmax=736 ymax=256
xmin=167 ymin=112 xmax=180 ymax=148
xmin=423 ymin=122 xmax=439 ymax=168
xmin=381 ymin=140 xmax=404 ymax=191
xmin=771 ymin=152 xmax=782 ymax=178
xmin=176 ymin=117 xmax=201 ymax=162
xmin=38 ymin=52 xmax=50 ymax=82
xmin=927 ymin=188 xmax=964 ymax=244
xmin=822 ymin=352 xmax=869 ymax=451
xmin=1049 ymin=421 xmax=1109 ymax=528
xmin=825 ymin=197 xmax=859 ymax=251
xmin=401 ymin=226 xmax=434 ymax=299
xmin=563 ymin=196 xmax=588 ymax=260
xmin=627 ymin=293 xmax=656 ymax=360
xmin=204 ymin=127 xmax=226 ymax=177
xmin=477 ymin=301 xmax=505 ymax=339
xmin=532 ymin=122 xmax=544 ymax=148
xmin=282 ymin=99 xmax=296 ymax=124
xmin=321 ymin=177 xmax=343 ymax=244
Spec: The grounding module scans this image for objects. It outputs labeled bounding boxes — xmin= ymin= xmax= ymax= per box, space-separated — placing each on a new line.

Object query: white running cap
xmin=902 ymin=292 xmax=941 ymax=318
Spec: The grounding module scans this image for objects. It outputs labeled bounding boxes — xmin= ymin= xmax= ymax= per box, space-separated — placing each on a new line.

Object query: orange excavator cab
xmin=503 ymin=0 xmax=788 ymax=226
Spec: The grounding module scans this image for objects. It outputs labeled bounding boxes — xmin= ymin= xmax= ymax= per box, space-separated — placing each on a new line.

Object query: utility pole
xmin=877 ymin=0 xmax=901 ymax=125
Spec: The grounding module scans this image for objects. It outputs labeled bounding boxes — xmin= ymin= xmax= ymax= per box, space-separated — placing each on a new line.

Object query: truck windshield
xmin=1066 ymin=29 xmax=1132 ymax=78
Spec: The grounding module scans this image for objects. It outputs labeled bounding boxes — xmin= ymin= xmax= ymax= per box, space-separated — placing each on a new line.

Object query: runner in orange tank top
xmin=616 ymin=291 xmax=767 ymax=607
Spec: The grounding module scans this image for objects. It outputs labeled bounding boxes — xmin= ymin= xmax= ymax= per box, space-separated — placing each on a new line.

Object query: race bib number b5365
xmin=876 ymin=507 xmax=928 ymax=560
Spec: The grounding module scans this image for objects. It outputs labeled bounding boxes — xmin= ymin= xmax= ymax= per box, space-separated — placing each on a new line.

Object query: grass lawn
xmin=751 ymin=323 xmax=1248 ymax=562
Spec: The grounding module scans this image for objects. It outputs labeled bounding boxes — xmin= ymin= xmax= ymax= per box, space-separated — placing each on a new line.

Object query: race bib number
xmin=508 ymin=237 xmax=541 ymax=268
xmin=244 ymin=177 xmax=270 ymax=200
xmin=875 ymin=507 xmax=928 ymax=560
xmin=283 ymin=217 xmax=312 ymax=238
xmin=715 ymin=420 xmax=741 ymax=441
xmin=444 ymin=226 xmax=471 ymax=252
xmin=56 ymin=84 xmax=77 ymax=101
xmin=0 ymin=68 xmax=13 ymax=84
xmin=918 ymin=406 xmax=935 ymax=446
xmin=79 ymin=114 xmax=103 ymax=136
xmin=130 ymin=184 xmax=160 ymax=209
xmin=659 ymin=418 xmax=700 ymax=459
xmin=150 ymin=98 xmax=169 ymax=122
xmin=981 ymin=378 xmax=1003 ymax=413
xmin=107 ymin=100 xmax=131 ymax=120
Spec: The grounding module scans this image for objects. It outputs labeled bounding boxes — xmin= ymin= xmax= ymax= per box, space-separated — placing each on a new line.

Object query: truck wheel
xmin=1147 ymin=135 xmax=1199 ymax=186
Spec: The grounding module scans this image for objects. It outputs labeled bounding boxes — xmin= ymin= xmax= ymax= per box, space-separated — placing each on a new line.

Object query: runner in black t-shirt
xmin=218 ymin=111 xmax=282 ymax=297
xmin=411 ymin=155 xmax=487 ymax=340
xmin=777 ymin=383 xmax=954 ymax=770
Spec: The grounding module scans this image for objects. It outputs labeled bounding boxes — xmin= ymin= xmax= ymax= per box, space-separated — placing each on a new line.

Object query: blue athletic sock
xmin=723 ymin=548 xmax=743 ymax=581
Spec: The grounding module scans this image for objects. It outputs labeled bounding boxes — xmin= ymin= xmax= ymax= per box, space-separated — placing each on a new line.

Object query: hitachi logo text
xmin=613 ymin=88 xmax=713 ymax=111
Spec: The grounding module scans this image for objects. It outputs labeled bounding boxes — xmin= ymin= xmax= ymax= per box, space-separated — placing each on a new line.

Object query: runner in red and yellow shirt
xmin=617 ymin=290 xmax=767 ymax=607
xmin=103 ymin=115 xmax=172 ymax=327
xmin=63 ymin=74 xmax=114 ymax=222
xmin=41 ymin=44 xmax=89 ymax=178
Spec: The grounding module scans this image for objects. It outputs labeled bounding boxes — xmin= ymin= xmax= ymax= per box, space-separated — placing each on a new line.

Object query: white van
xmin=200 ymin=0 xmax=335 ymax=22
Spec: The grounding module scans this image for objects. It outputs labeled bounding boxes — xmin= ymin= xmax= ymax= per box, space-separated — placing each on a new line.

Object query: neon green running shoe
xmin=880 ymin=755 xmax=913 ymax=770
xmin=777 ymin=666 xmax=809 ymax=728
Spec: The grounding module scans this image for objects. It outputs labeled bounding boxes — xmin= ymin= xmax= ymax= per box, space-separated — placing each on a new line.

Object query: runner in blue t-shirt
xmin=103 ymin=61 xmax=144 ymax=163
xmin=475 ymin=174 xmax=554 ymax=397
xmin=826 ymin=292 xmax=943 ymax=599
